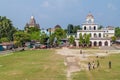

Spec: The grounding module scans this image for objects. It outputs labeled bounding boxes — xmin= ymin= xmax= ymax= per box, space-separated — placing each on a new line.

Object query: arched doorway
xmin=105 ymin=41 xmax=108 ymax=46
xmin=99 ymin=41 xmax=102 ymax=46
xmin=94 ymin=41 xmax=97 ymax=46
xmin=89 ymin=41 xmax=92 ymax=47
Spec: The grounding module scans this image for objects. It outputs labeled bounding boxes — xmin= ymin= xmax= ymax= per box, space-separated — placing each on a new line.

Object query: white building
xmin=75 ymin=13 xmax=114 ymax=47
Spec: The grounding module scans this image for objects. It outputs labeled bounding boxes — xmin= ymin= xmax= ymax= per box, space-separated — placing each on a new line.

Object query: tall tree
xmin=79 ymin=33 xmax=90 ymax=47
xmin=13 ymin=31 xmax=30 ymax=47
xmin=68 ymin=35 xmax=75 ymax=45
xmin=111 ymin=36 xmax=116 ymax=42
xmin=67 ymin=24 xmax=74 ymax=34
xmin=49 ymin=33 xmax=55 ymax=45
xmin=85 ymin=34 xmax=90 ymax=47
xmin=54 ymin=28 xmax=66 ymax=40
xmin=25 ymin=27 xmax=40 ymax=33
xmin=30 ymin=31 xmax=40 ymax=41
xmin=54 ymin=28 xmax=66 ymax=46
xmin=73 ymin=25 xmax=81 ymax=33
xmin=0 ymin=37 xmax=9 ymax=43
xmin=40 ymin=32 xmax=48 ymax=44
xmin=115 ymin=27 xmax=120 ymax=38
xmin=25 ymin=27 xmax=40 ymax=41
xmin=79 ymin=33 xmax=84 ymax=46
xmin=0 ymin=16 xmax=17 ymax=41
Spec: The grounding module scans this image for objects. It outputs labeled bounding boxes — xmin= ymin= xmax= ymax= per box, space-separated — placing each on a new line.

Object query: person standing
xmin=88 ymin=62 xmax=91 ymax=71
xmin=80 ymin=49 xmax=82 ymax=54
xmin=109 ymin=61 xmax=111 ymax=69
xmin=92 ymin=61 xmax=95 ymax=69
xmin=97 ymin=60 xmax=100 ymax=68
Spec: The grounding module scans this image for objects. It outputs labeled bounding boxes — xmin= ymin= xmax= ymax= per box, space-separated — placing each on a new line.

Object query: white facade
xmin=76 ymin=13 xmax=114 ymax=47
xmin=102 ymin=27 xmax=115 ymax=38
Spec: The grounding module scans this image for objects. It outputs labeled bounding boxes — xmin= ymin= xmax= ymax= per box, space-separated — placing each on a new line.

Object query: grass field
xmin=0 ymin=50 xmax=66 ymax=80
xmin=0 ymin=49 xmax=120 ymax=80
xmin=72 ymin=53 xmax=120 ymax=80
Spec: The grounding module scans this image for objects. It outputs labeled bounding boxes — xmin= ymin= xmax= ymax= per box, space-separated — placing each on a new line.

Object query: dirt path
xmin=65 ymin=56 xmax=80 ymax=80
xmin=57 ymin=47 xmax=88 ymax=80
xmin=56 ymin=47 xmax=120 ymax=80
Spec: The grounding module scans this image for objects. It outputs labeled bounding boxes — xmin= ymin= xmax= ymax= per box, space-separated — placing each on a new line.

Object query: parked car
xmin=33 ymin=43 xmax=41 ymax=49
xmin=40 ymin=45 xmax=46 ymax=49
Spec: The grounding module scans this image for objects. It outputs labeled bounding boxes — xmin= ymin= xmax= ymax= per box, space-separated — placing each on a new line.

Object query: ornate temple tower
xmin=25 ymin=16 xmax=40 ymax=30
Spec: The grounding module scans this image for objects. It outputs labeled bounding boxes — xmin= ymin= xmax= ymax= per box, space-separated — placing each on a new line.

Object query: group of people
xmin=88 ymin=60 xmax=99 ymax=70
xmin=88 ymin=60 xmax=111 ymax=71
xmin=79 ymin=50 xmax=112 ymax=70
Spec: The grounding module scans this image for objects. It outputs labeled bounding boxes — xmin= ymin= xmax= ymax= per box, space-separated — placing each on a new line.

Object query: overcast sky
xmin=0 ymin=0 xmax=120 ymax=29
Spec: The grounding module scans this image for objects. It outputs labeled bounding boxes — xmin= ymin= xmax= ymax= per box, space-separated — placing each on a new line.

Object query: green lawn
xmin=72 ymin=53 xmax=120 ymax=80
xmin=0 ymin=49 xmax=120 ymax=80
xmin=0 ymin=50 xmax=66 ymax=80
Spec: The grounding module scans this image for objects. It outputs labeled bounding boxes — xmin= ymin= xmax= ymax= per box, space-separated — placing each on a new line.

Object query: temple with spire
xmin=25 ymin=16 xmax=40 ymax=30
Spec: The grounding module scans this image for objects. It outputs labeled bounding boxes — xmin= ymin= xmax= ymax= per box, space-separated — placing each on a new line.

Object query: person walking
xmin=109 ymin=61 xmax=111 ymax=69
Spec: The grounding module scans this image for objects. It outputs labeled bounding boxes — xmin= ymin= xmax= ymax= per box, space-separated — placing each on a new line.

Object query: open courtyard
xmin=0 ymin=48 xmax=120 ymax=80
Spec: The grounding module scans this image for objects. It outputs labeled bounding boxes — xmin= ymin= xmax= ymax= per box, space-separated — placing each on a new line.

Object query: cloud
xmin=107 ymin=3 xmax=117 ymax=10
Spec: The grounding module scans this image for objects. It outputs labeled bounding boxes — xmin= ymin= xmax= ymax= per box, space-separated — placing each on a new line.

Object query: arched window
xmin=94 ymin=26 xmax=96 ymax=30
xmin=84 ymin=26 xmax=86 ymax=30
xmin=94 ymin=33 xmax=97 ymax=38
xmin=99 ymin=33 xmax=101 ymax=37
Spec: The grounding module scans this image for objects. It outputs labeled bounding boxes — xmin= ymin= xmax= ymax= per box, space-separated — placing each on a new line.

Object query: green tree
xmin=25 ymin=27 xmax=40 ymax=33
xmin=0 ymin=37 xmax=9 ymax=43
xmin=85 ymin=34 xmax=90 ymax=47
xmin=25 ymin=27 xmax=40 ymax=41
xmin=54 ymin=28 xmax=66 ymax=40
xmin=115 ymin=27 xmax=120 ymax=38
xmin=13 ymin=31 xmax=30 ymax=47
xmin=73 ymin=25 xmax=81 ymax=33
xmin=40 ymin=32 xmax=48 ymax=44
xmin=0 ymin=16 xmax=17 ymax=41
xmin=111 ymin=36 xmax=116 ymax=42
xmin=67 ymin=24 xmax=74 ymax=34
xmin=54 ymin=28 xmax=66 ymax=46
xmin=79 ymin=33 xmax=90 ymax=47
xmin=79 ymin=33 xmax=84 ymax=46
xmin=68 ymin=35 xmax=75 ymax=45
xmin=30 ymin=31 xmax=40 ymax=41
xmin=49 ymin=33 xmax=55 ymax=45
